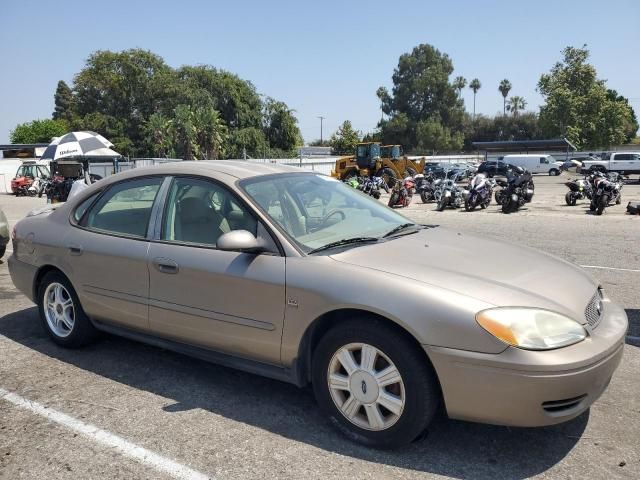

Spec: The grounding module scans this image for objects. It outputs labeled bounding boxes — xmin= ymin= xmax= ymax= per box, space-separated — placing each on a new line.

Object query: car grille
xmin=584 ymin=290 xmax=603 ymax=329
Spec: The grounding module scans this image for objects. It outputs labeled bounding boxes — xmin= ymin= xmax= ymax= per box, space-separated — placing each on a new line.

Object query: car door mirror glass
xmin=217 ymin=230 xmax=265 ymax=253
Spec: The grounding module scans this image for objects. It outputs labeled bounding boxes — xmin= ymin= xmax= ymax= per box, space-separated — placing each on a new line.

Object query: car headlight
xmin=476 ymin=308 xmax=587 ymax=350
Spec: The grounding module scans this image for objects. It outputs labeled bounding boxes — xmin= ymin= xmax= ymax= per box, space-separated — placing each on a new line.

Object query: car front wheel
xmin=312 ymin=318 xmax=439 ymax=448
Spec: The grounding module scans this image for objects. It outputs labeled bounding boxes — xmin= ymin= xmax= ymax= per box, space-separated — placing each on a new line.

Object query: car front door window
xmin=161 ymin=177 xmax=257 ymax=247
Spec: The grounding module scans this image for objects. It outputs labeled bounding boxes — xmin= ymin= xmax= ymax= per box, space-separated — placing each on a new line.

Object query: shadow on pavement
xmin=0 ymin=307 xmax=588 ymax=480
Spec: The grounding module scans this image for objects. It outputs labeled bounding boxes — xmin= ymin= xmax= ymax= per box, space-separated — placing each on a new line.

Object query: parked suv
xmin=477 ymin=161 xmax=513 ymax=177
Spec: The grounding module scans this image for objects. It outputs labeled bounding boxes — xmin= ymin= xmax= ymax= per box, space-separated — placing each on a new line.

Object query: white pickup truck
xmin=580 ymin=152 xmax=640 ymax=175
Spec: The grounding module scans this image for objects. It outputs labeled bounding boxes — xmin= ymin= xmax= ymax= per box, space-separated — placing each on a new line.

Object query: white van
xmin=502 ymin=154 xmax=563 ymax=175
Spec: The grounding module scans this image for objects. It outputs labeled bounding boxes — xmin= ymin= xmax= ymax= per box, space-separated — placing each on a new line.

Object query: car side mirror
xmin=216 ymin=230 xmax=266 ymax=254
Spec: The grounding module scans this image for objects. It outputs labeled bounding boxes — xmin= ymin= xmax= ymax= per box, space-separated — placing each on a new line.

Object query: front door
xmin=147 ymin=176 xmax=286 ymax=365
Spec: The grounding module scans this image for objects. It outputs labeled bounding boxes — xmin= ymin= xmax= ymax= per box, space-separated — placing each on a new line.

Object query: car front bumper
xmin=425 ymin=299 xmax=628 ymax=427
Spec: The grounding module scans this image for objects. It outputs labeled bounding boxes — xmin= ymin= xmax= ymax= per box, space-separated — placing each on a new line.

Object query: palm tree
xmin=498 ymin=79 xmax=512 ymax=116
xmin=453 ymin=76 xmax=467 ymax=99
xmin=169 ymin=105 xmax=198 ymax=160
xmin=145 ymin=113 xmax=173 ymax=158
xmin=469 ymin=78 xmax=481 ymax=120
xmin=507 ymin=96 xmax=527 ymax=117
xmin=193 ymin=106 xmax=228 ymax=159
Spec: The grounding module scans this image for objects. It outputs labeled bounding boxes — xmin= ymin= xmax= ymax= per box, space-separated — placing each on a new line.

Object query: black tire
xmin=494 ymin=191 xmax=503 ymax=204
xmin=378 ymin=167 xmax=398 ymax=189
xmin=420 ymin=191 xmax=432 ymax=203
xmin=311 ymin=317 xmax=439 ymax=449
xmin=464 ymin=199 xmax=475 ymax=212
xmin=616 ymin=195 xmax=621 ymax=205
xmin=436 ymin=196 xmax=448 ymax=211
xmin=596 ymin=195 xmax=608 ymax=216
xmin=37 ymin=271 xmax=98 ymax=348
xmin=549 ymin=169 xmax=559 ymax=176
xmin=0 ymin=245 xmax=5 ymax=260
xmin=589 ymin=201 xmax=596 ymax=212
xmin=565 ymin=192 xmax=572 ymax=206
xmin=388 ymin=192 xmax=399 ymax=207
xmin=480 ymin=200 xmax=488 ymax=209
xmin=502 ymin=198 xmax=516 ymax=214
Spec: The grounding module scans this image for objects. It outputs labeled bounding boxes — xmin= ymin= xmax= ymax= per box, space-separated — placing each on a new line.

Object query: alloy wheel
xmin=44 ymin=282 xmax=75 ymax=338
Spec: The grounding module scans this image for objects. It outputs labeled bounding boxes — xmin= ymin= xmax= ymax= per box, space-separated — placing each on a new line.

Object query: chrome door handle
xmin=153 ymin=257 xmax=179 ymax=274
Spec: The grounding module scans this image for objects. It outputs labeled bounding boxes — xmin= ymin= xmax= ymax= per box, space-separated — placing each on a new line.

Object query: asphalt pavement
xmin=0 ymin=173 xmax=638 ymax=480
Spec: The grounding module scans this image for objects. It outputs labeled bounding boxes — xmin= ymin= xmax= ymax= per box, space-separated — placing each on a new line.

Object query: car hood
xmin=330 ymin=227 xmax=597 ymax=324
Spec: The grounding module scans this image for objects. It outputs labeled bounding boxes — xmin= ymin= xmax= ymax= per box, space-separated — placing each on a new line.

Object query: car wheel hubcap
xmin=44 ymin=282 xmax=75 ymax=338
xmin=327 ymin=343 xmax=405 ymax=431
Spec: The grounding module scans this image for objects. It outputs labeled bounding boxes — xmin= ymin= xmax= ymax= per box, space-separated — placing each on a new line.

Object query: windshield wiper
xmin=307 ymin=237 xmax=379 ymax=254
xmin=382 ymin=223 xmax=419 ymax=238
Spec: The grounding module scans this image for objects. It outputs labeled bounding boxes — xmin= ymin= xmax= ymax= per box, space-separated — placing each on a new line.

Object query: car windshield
xmin=241 ymin=173 xmax=413 ymax=253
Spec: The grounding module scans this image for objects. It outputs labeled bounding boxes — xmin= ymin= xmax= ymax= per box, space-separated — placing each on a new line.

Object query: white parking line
xmin=580 ymin=265 xmax=640 ymax=273
xmin=0 ymin=388 xmax=211 ymax=480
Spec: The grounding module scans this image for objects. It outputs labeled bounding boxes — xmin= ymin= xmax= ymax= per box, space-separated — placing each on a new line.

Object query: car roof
xmin=104 ymin=160 xmax=306 ymax=183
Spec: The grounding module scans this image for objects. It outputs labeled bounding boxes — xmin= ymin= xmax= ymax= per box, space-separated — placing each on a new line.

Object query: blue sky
xmin=1 ymin=0 xmax=638 ymax=145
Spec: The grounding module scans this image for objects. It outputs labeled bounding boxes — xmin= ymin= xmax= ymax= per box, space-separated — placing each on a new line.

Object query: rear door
xmin=146 ymin=176 xmax=286 ymax=365
xmin=69 ymin=176 xmax=165 ymax=330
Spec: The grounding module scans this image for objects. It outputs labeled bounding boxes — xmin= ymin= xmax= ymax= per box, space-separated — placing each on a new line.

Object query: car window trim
xmin=73 ymin=175 xmax=166 ymax=241
xmin=151 ymin=174 xmax=284 ymax=256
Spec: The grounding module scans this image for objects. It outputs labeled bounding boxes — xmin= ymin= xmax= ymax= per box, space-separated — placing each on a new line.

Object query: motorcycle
xmin=465 ymin=173 xmax=494 ymax=211
xmin=414 ymin=173 xmax=439 ymax=203
xmin=435 ymin=173 xmax=467 ymax=211
xmin=590 ymin=175 xmax=622 ymax=215
xmin=564 ymin=177 xmax=592 ymax=206
xmin=494 ymin=167 xmax=534 ymax=213
xmin=388 ymin=176 xmax=415 ymax=208
xmin=358 ymin=176 xmax=388 ymax=199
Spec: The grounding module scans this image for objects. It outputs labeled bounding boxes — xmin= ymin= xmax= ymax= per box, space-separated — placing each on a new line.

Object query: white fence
xmin=242 ymin=157 xmax=339 ymax=176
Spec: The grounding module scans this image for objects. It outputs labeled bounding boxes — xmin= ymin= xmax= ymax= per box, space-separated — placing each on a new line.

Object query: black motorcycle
xmin=414 ymin=173 xmax=438 ymax=203
xmin=564 ymin=177 xmax=592 ymax=206
xmin=465 ymin=173 xmax=494 ymax=211
xmin=590 ymin=176 xmax=622 ymax=215
xmin=494 ymin=166 xmax=534 ymax=213
xmin=357 ymin=176 xmax=388 ymax=199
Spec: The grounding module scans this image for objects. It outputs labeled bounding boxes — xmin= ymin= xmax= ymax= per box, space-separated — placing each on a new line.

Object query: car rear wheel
xmin=312 ymin=318 xmax=439 ymax=449
xmin=549 ymin=169 xmax=560 ymax=176
xmin=38 ymin=271 xmax=98 ymax=348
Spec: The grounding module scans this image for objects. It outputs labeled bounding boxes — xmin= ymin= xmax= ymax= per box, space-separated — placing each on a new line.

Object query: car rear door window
xmin=83 ymin=177 xmax=163 ymax=238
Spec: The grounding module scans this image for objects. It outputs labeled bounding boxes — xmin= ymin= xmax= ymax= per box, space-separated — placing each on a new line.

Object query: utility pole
xmin=317 ymin=116 xmax=325 ymax=144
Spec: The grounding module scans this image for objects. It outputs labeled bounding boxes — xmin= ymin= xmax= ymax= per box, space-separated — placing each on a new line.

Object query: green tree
xmin=416 ymin=118 xmax=463 ymax=153
xmin=538 ymin=45 xmax=637 ymax=148
xmin=227 ymin=127 xmax=269 ymax=158
xmin=53 ymin=80 xmax=76 ymax=123
xmin=498 ymin=79 xmax=512 ymax=116
xmin=10 ymin=119 xmax=68 ymax=144
xmin=329 ymin=120 xmax=361 ymax=155
xmin=453 ymin=76 xmax=467 ymax=99
xmin=262 ymin=98 xmax=302 ymax=154
xmin=144 ymin=113 xmax=173 ymax=157
xmin=376 ymin=44 xmax=465 ymax=152
xmin=606 ymin=89 xmax=639 ymax=143
xmin=464 ymin=112 xmax=541 ymax=149
xmin=193 ymin=106 xmax=228 ymax=159
xmin=168 ymin=105 xmax=198 ymax=160
xmin=507 ymin=96 xmax=527 ymax=116
xmin=469 ymin=78 xmax=481 ymax=120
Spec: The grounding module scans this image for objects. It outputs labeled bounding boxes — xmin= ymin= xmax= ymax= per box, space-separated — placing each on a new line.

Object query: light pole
xmin=317 ymin=116 xmax=325 ymax=144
